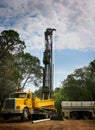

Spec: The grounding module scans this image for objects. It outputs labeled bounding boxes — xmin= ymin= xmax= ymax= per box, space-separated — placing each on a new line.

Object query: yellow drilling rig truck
xmin=1 ymin=28 xmax=56 ymax=121
xmin=2 ymin=90 xmax=56 ymax=120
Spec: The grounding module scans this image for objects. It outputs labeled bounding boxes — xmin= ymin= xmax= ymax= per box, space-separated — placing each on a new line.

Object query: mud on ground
xmin=0 ymin=119 xmax=95 ymax=130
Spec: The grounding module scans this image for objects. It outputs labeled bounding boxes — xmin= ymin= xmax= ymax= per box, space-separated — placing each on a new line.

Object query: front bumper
xmin=2 ymin=109 xmax=23 ymax=116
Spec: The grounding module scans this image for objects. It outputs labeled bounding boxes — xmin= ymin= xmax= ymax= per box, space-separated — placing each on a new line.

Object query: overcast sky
xmin=0 ymin=0 xmax=95 ymax=91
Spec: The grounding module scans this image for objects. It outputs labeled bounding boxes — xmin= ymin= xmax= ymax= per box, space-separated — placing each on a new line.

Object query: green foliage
xmin=0 ymin=30 xmax=25 ymax=107
xmin=0 ymin=30 xmax=42 ymax=107
xmin=0 ymin=30 xmax=25 ymax=59
xmin=33 ymin=87 xmax=43 ymax=98
xmin=53 ymin=87 xmax=64 ymax=113
xmin=61 ymin=60 xmax=95 ymax=101
xmin=14 ymin=52 xmax=42 ymax=89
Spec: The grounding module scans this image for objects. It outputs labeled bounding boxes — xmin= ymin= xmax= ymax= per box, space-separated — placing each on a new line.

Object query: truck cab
xmin=2 ymin=90 xmax=33 ymax=120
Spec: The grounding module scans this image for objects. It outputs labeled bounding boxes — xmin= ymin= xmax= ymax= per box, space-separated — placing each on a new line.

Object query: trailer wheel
xmin=83 ymin=112 xmax=92 ymax=119
xmin=70 ymin=112 xmax=79 ymax=119
xmin=21 ymin=108 xmax=29 ymax=120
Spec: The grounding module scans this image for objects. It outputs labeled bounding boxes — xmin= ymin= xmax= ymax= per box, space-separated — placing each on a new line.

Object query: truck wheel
xmin=70 ymin=112 xmax=79 ymax=119
xmin=21 ymin=108 xmax=29 ymax=120
xmin=3 ymin=114 xmax=10 ymax=120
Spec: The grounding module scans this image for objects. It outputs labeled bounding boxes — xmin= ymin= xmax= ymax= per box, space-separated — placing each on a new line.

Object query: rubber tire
xmin=83 ymin=112 xmax=92 ymax=119
xmin=70 ymin=112 xmax=79 ymax=119
xmin=21 ymin=108 xmax=29 ymax=121
xmin=3 ymin=114 xmax=10 ymax=120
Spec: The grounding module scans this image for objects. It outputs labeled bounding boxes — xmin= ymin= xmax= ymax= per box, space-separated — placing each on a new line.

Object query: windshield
xmin=11 ymin=93 xmax=27 ymax=98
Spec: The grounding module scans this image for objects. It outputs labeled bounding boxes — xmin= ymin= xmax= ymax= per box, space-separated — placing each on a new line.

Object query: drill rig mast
xmin=43 ymin=28 xmax=56 ymax=99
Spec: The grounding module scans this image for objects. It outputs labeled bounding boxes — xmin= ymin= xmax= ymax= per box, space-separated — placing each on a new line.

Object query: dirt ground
xmin=0 ymin=119 xmax=95 ymax=130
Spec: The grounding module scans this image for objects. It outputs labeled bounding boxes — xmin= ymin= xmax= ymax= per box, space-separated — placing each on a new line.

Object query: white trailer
xmin=61 ymin=101 xmax=95 ymax=119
